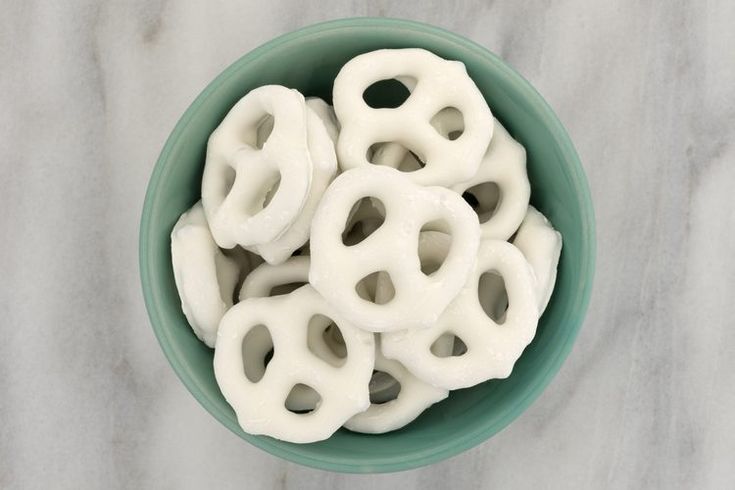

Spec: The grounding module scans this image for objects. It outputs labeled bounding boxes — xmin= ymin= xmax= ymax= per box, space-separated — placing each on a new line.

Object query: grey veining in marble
xmin=1 ymin=1 xmax=734 ymax=489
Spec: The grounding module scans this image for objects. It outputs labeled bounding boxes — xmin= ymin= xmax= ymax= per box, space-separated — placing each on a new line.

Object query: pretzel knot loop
xmin=214 ymin=285 xmax=375 ymax=443
xmin=202 ymin=85 xmax=315 ymax=249
xmin=333 ymin=49 xmax=494 ymax=187
xmin=309 ymin=166 xmax=480 ymax=332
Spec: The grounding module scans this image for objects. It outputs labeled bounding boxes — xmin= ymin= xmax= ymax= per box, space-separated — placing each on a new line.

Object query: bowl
xmin=139 ymin=17 xmax=595 ymax=473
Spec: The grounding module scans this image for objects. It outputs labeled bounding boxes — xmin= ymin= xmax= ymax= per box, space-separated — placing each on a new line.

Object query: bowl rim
xmin=139 ymin=16 xmax=596 ymax=473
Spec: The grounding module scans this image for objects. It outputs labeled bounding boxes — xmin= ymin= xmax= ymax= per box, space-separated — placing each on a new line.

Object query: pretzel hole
xmin=222 ymin=247 xmax=259 ymax=303
xmin=213 ymin=250 xmax=239 ymax=304
xmin=263 ymin=348 xmax=274 ymax=366
xmin=269 ymin=282 xmax=308 ymax=296
xmin=285 ymin=384 xmax=321 ymax=414
xmin=307 ymin=314 xmax=347 ymax=367
xmin=254 ymin=114 xmax=275 ymax=149
xmin=369 ymin=371 xmax=402 ymax=405
xmin=291 ymin=242 xmax=309 ymax=257
xmin=342 ymin=197 xmax=386 ymax=246
xmin=464 ymin=182 xmax=500 ymax=223
xmin=452 ymin=337 xmax=469 ymax=356
xmin=430 ymin=107 xmax=465 ymax=140
xmin=399 ymin=150 xmax=426 ymax=171
xmin=241 ymin=324 xmax=274 ymax=383
xmin=261 ymin=175 xmax=281 ymax=209
xmin=355 ymin=271 xmax=395 ymax=305
xmin=430 ymin=333 xmax=453 ymax=357
xmin=479 ymin=271 xmax=508 ymax=324
xmin=430 ymin=333 xmax=468 ymax=357
xmin=242 ymin=170 xmax=282 ymax=217
xmin=363 ymin=77 xmax=415 ymax=109
xmin=420 ymin=219 xmax=451 ymax=233
xmin=461 ymin=191 xmax=479 ymax=208
xmin=221 ymin=166 xmax=236 ymax=198
xmin=323 ymin=324 xmax=347 ymax=358
xmin=367 ymin=142 xmax=426 ymax=172
xmin=418 ymin=227 xmax=452 ymax=276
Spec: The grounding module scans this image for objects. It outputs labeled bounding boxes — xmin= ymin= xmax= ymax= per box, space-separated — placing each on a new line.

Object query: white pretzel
xmin=306 ymin=97 xmax=340 ymax=144
xmin=381 ymin=240 xmax=539 ymax=389
xmin=344 ymin=335 xmax=448 ymax=434
xmin=253 ymin=105 xmax=338 ymax=264
xmin=202 ymin=85 xmax=313 ymax=248
xmin=512 ymin=206 xmax=562 ymax=313
xmin=333 ymin=49 xmax=493 ymax=186
xmin=452 ymin=119 xmax=530 ymax=240
xmin=214 ymin=286 xmax=375 ymax=443
xmin=171 ymin=201 xmax=240 ymax=347
xmin=343 ymin=196 xmax=385 ymax=245
xmin=309 ymin=166 xmax=480 ymax=332
xmin=237 ymin=256 xmax=330 ymax=412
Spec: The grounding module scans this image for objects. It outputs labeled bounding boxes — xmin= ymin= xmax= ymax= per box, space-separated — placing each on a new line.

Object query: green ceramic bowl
xmin=139 ymin=18 xmax=595 ymax=473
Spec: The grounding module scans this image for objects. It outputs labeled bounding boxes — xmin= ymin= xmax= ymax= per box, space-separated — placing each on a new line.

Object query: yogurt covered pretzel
xmin=170 ymin=201 xmax=240 ymax=348
xmin=512 ymin=206 xmax=562 ymax=313
xmin=310 ymin=166 xmax=480 ymax=332
xmin=253 ymin=104 xmax=338 ymax=264
xmin=214 ymin=285 xmax=375 ymax=443
xmin=202 ymin=85 xmax=313 ymax=248
xmin=239 ymin=257 xmax=399 ymax=414
xmin=382 ymin=240 xmax=539 ymax=389
xmin=237 ymin=256 xmax=335 ymax=412
xmin=333 ymin=49 xmax=493 ymax=187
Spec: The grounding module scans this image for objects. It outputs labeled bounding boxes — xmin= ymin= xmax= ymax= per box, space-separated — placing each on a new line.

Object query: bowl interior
xmin=140 ymin=18 xmax=595 ymax=473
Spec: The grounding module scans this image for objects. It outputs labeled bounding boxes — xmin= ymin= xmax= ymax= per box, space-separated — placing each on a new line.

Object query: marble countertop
xmin=2 ymin=1 xmax=734 ymax=488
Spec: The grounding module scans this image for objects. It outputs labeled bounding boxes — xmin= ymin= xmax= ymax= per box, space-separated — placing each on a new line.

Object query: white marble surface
xmin=1 ymin=1 xmax=734 ymax=488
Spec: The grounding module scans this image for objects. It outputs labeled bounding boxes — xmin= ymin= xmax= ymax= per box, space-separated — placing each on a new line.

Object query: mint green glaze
xmin=139 ymin=18 xmax=595 ymax=473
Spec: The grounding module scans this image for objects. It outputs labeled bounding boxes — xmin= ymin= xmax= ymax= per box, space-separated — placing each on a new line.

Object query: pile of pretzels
xmin=171 ymin=49 xmax=562 ymax=443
